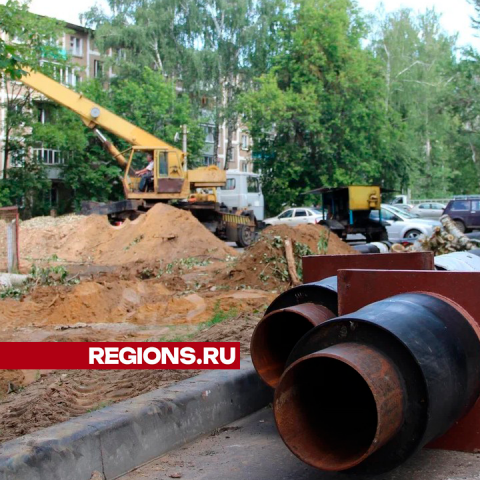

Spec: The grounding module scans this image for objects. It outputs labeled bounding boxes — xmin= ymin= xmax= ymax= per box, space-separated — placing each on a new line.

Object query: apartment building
xmin=0 ymin=22 xmax=104 ymax=192
xmin=202 ymin=122 xmax=253 ymax=172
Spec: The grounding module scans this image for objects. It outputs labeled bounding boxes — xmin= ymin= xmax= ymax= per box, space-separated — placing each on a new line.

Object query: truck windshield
xmin=247 ymin=177 xmax=260 ymax=193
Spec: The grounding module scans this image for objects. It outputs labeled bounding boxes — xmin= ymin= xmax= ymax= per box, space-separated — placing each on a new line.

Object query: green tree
xmin=370 ymin=8 xmax=464 ymax=198
xmin=445 ymin=50 xmax=480 ymax=194
xmin=242 ymin=0 xmax=406 ymax=214
xmin=0 ymin=0 xmax=69 ymax=214
xmin=0 ymin=0 xmax=65 ymax=80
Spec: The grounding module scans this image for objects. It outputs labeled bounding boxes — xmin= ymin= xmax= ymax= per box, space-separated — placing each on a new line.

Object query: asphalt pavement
xmin=120 ymin=408 xmax=480 ymax=480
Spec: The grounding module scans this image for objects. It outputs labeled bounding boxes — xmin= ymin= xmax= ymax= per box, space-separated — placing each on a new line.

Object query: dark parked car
xmin=443 ymin=197 xmax=480 ymax=233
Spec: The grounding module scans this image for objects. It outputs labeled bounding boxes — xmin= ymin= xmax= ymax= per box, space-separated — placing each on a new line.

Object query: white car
xmin=370 ymin=204 xmax=440 ymax=242
xmin=410 ymin=202 xmax=446 ymax=220
xmin=264 ymin=207 xmax=324 ymax=227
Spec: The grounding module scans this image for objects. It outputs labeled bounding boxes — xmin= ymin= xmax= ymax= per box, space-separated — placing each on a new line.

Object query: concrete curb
xmin=0 ymin=359 xmax=272 ymax=480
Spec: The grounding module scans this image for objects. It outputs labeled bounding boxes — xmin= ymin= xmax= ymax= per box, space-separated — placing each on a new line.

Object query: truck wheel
xmin=236 ymin=225 xmax=255 ymax=248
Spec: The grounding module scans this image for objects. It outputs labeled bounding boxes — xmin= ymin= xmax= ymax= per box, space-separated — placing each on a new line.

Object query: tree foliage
xmin=370 ymin=8 xmax=463 ymax=199
xmin=0 ymin=0 xmax=68 ymax=215
xmin=241 ymin=0 xmax=407 ymax=214
xmin=0 ymin=0 xmax=66 ymax=80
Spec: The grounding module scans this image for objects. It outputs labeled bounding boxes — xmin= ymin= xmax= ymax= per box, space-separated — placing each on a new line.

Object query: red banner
xmin=0 ymin=342 xmax=240 ymax=369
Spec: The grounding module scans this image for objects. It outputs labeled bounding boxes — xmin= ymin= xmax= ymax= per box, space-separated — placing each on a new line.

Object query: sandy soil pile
xmin=0 ymin=313 xmax=262 ymax=443
xmin=56 ymin=204 xmax=236 ymax=265
xmin=226 ymin=224 xmax=358 ymax=290
xmin=0 ymin=215 xmax=87 ymax=267
xmin=0 ymin=205 xmax=236 ymax=268
xmin=0 ymin=275 xmax=273 ymax=329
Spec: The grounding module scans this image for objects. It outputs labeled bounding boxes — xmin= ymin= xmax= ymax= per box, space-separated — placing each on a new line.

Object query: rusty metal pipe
xmin=274 ymin=343 xmax=404 ymax=471
xmin=278 ymin=293 xmax=480 ymax=474
xmin=251 ymin=303 xmax=335 ymax=388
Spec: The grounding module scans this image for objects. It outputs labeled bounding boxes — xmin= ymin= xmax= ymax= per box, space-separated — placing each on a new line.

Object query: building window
xmin=94 ymin=60 xmax=103 ymax=78
xmin=37 ymin=105 xmax=53 ymax=124
xmin=241 ymin=134 xmax=249 ymax=150
xmin=70 ymin=36 xmax=83 ymax=57
xmin=204 ymin=156 xmax=216 ymax=166
xmin=203 ymin=125 xmax=215 ymax=144
xmin=116 ymin=49 xmax=127 ymax=62
xmin=64 ymin=68 xmax=81 ymax=87
xmin=241 ymin=162 xmax=248 ymax=172
xmin=9 ymin=149 xmax=25 ymax=168
xmin=33 ymin=148 xmax=69 ymax=165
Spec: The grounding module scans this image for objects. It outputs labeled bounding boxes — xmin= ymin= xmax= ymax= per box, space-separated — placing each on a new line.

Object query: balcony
xmin=33 ymin=148 xmax=70 ymax=180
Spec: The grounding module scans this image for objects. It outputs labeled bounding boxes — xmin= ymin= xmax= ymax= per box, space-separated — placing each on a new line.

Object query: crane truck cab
xmin=216 ymin=170 xmax=265 ymax=221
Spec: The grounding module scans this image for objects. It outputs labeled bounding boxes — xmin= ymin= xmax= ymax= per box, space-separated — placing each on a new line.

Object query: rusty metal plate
xmin=302 ymin=252 xmax=434 ymax=284
xmin=157 ymin=178 xmax=185 ymax=193
xmin=336 ymin=269 xmax=480 ymax=453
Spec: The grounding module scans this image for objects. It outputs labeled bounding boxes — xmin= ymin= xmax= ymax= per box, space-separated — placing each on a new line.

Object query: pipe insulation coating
xmin=251 ymin=276 xmax=339 ymax=388
xmin=274 ymin=293 xmax=480 ymax=474
xmin=264 ymin=276 xmax=338 ymax=315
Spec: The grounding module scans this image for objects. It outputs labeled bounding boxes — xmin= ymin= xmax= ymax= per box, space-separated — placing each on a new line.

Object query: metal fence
xmin=0 ymin=206 xmax=20 ymax=273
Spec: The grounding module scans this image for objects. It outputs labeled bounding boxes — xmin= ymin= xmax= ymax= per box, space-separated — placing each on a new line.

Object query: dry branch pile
xmin=396 ymin=215 xmax=480 ymax=256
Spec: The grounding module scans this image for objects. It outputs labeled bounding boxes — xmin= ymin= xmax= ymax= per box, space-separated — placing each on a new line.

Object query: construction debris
xmin=225 ymin=224 xmax=358 ymax=291
xmin=397 ymin=215 xmax=480 ymax=256
xmin=284 ymin=238 xmax=301 ymax=286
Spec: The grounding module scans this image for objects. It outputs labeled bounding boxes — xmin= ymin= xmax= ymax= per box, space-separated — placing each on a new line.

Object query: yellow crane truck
xmin=19 ymin=69 xmax=256 ymax=247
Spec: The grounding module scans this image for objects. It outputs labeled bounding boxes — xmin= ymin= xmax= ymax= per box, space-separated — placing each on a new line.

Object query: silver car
xmin=410 ymin=202 xmax=446 ymax=220
xmin=264 ymin=207 xmax=324 ymax=227
xmin=370 ymin=205 xmax=440 ymax=242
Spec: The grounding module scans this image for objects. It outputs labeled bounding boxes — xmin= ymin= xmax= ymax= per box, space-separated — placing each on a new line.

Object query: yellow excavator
xmin=20 ymin=69 xmax=256 ymax=246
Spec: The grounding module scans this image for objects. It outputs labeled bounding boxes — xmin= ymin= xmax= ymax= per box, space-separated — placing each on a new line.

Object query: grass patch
xmin=202 ymin=301 xmax=238 ymax=329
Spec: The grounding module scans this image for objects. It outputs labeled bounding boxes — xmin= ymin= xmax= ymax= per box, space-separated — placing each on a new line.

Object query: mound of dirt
xmin=0 ymin=313 xmax=261 ymax=443
xmin=3 ymin=204 xmax=237 ymax=267
xmin=0 ymin=274 xmax=273 ymax=329
xmin=0 ymin=215 xmax=87 ymax=267
xmin=226 ymin=224 xmax=358 ymax=290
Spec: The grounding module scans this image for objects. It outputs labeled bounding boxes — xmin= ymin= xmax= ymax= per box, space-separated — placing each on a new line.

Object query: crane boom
xmin=17 ymin=69 xmax=257 ymax=247
xmin=20 ymin=69 xmax=184 ymax=163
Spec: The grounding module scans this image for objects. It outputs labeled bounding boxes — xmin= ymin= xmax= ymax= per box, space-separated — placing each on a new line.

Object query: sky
xmin=26 ymin=0 xmax=480 ymax=48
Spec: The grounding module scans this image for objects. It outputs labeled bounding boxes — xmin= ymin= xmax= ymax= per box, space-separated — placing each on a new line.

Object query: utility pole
xmin=182 ymin=124 xmax=188 ymax=171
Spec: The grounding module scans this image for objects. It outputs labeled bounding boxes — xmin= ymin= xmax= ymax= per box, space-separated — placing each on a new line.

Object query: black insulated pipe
xmin=264 ymin=276 xmax=338 ymax=315
xmin=275 ymin=293 xmax=480 ymax=474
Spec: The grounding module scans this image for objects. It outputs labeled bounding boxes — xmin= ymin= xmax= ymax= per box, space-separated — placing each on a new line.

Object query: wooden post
xmin=7 ymin=219 xmax=18 ymax=273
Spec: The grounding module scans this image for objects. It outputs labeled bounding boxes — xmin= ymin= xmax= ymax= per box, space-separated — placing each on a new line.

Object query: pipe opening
xmin=274 ymin=356 xmax=379 ymax=471
xmin=251 ymin=311 xmax=315 ymax=388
